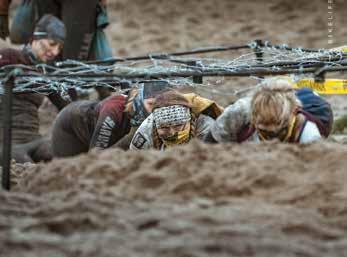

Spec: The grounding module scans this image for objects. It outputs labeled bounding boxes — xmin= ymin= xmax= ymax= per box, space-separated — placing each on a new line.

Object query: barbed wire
xmin=1 ymin=41 xmax=346 ymax=97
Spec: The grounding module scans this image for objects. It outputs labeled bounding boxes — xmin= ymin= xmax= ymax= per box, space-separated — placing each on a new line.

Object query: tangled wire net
xmin=0 ymin=41 xmax=346 ymax=98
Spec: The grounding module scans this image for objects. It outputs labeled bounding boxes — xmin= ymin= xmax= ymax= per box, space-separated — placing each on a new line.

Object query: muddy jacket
xmin=90 ymin=95 xmax=131 ymax=149
xmin=0 ymin=47 xmax=44 ymax=145
xmin=51 ymin=95 xmax=131 ymax=157
xmin=210 ymin=96 xmax=322 ymax=144
xmin=129 ymin=113 xmax=215 ymax=150
xmin=0 ymin=47 xmax=67 ymax=145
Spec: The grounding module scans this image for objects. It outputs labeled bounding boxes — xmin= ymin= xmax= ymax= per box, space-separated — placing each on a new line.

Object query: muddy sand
xmin=1 ymin=0 xmax=347 ymax=256
xmin=2 ymin=141 xmax=347 ymax=256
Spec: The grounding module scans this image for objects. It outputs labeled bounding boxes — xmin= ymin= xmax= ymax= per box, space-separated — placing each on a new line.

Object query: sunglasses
xmin=256 ymin=114 xmax=297 ymax=142
xmin=257 ymin=126 xmax=289 ymax=141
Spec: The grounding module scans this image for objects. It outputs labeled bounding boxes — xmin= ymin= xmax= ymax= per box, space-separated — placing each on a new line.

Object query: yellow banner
xmin=292 ymin=78 xmax=347 ymax=94
xmin=330 ymin=45 xmax=347 ymax=53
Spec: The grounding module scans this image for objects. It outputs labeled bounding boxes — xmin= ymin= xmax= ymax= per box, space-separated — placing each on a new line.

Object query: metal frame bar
xmin=1 ymin=73 xmax=15 ymax=191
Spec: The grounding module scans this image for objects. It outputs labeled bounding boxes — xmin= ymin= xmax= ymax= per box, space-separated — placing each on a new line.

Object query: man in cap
xmin=0 ymin=14 xmax=67 ymax=163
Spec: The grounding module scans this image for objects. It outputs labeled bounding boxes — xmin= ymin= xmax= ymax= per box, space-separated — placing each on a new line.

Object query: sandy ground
xmin=1 ymin=0 xmax=347 ymax=256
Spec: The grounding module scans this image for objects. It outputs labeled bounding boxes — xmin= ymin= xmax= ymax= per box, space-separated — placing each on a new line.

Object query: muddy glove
xmin=0 ymin=15 xmax=9 ymax=39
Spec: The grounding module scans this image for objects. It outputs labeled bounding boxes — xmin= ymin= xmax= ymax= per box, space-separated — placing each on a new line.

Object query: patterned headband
xmin=153 ymin=105 xmax=191 ymax=128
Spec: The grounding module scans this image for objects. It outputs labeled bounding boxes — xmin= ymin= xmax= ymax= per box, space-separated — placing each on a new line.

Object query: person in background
xmin=0 ymin=14 xmax=68 ymax=163
xmin=0 ymin=0 xmax=113 ymax=100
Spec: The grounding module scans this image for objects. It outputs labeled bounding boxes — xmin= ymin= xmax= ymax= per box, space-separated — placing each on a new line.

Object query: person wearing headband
xmin=50 ymin=81 xmax=172 ymax=157
xmin=0 ymin=14 xmax=67 ymax=163
xmin=206 ymin=78 xmax=332 ymax=144
xmin=130 ymin=90 xmax=218 ymax=150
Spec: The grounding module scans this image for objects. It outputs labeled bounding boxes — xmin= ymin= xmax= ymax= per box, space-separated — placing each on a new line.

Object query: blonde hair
xmin=251 ymin=78 xmax=301 ymax=128
xmin=124 ymin=89 xmax=138 ymax=113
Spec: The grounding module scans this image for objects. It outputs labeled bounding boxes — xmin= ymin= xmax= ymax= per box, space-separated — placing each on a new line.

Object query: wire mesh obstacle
xmin=1 ymin=40 xmax=347 ymax=190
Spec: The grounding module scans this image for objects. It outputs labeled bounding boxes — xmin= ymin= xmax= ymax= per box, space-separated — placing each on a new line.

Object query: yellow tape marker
xmin=292 ymin=79 xmax=347 ymax=94
xmin=280 ymin=77 xmax=347 ymax=94
xmin=330 ymin=45 xmax=347 ymax=53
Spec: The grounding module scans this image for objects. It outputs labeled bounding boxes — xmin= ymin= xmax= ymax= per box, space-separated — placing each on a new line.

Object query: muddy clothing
xmin=210 ymin=96 xmax=323 ymax=144
xmin=130 ymin=93 xmax=223 ymax=150
xmin=0 ymin=137 xmax=53 ymax=164
xmin=210 ymin=97 xmax=252 ymax=143
xmin=0 ymin=47 xmax=67 ymax=145
xmin=129 ymin=113 xmax=215 ymax=150
xmin=51 ymin=95 xmax=131 ymax=157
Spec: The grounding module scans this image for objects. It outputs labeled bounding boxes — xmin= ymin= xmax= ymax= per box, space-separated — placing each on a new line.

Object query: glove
xmin=0 ymin=15 xmax=9 ymax=40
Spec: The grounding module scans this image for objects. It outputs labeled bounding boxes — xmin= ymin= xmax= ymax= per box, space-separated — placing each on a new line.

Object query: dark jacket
xmin=0 ymin=47 xmax=66 ymax=144
xmin=91 ymin=94 xmax=131 ymax=149
xmin=51 ymin=95 xmax=131 ymax=157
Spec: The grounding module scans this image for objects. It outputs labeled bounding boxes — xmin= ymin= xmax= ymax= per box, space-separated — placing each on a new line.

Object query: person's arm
xmin=90 ymin=96 xmax=128 ymax=150
xmin=129 ymin=115 xmax=154 ymax=150
xmin=47 ymin=92 xmax=71 ymax=111
xmin=111 ymin=126 xmax=138 ymax=150
xmin=204 ymin=131 xmax=218 ymax=143
xmin=211 ymin=97 xmax=252 ymax=143
xmin=195 ymin=115 xmax=215 ymax=141
xmin=89 ymin=110 xmax=121 ymax=150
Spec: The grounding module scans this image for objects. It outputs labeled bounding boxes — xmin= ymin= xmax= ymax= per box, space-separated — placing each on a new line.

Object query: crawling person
xmin=51 ymin=81 xmax=171 ymax=157
xmin=0 ymin=14 xmax=68 ymax=163
xmin=205 ymin=78 xmax=333 ymax=144
xmin=130 ymin=90 xmax=223 ymax=150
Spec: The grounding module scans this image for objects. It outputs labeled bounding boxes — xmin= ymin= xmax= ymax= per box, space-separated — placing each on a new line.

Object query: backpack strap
xmin=287 ymin=113 xmax=307 ymax=143
xmin=297 ymin=109 xmax=328 ymax=137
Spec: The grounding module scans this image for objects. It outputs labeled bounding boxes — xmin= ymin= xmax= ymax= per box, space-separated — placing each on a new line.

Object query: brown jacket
xmin=0 ymin=48 xmax=52 ymax=145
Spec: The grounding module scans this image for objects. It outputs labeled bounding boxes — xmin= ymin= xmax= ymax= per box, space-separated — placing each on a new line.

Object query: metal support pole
xmin=253 ymin=39 xmax=264 ymax=64
xmin=314 ymin=66 xmax=327 ymax=83
xmin=189 ymin=61 xmax=203 ymax=84
xmin=2 ymin=73 xmax=15 ymax=191
xmin=253 ymin=39 xmax=264 ymax=80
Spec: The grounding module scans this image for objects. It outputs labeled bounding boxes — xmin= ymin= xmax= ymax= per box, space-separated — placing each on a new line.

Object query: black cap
xmin=33 ymin=14 xmax=66 ymax=44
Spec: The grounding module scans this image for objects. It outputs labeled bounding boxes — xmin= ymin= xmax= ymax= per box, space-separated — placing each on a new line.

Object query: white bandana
xmin=153 ymin=105 xmax=191 ymax=128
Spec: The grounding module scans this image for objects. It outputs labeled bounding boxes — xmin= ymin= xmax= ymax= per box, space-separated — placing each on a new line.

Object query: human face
xmin=255 ymin=114 xmax=296 ymax=141
xmin=157 ymin=122 xmax=190 ymax=140
xmin=256 ymin=125 xmax=289 ymax=141
xmin=143 ymin=98 xmax=155 ymax=113
xmin=31 ymin=39 xmax=63 ymax=62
